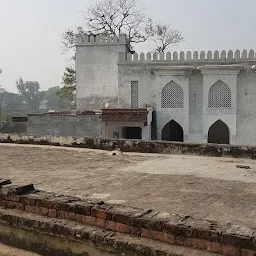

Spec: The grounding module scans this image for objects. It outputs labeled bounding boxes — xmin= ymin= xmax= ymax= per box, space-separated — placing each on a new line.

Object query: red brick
xmin=222 ymin=245 xmax=241 ymax=256
xmin=40 ymin=207 xmax=49 ymax=216
xmin=129 ymin=226 xmax=141 ymax=236
xmin=141 ymin=228 xmax=153 ymax=239
xmin=3 ymin=195 xmax=20 ymax=202
xmin=95 ymin=218 xmax=106 ymax=228
xmin=93 ymin=209 xmax=108 ymax=219
xmin=91 ymin=205 xmax=112 ymax=220
xmin=30 ymin=205 xmax=40 ymax=214
xmin=67 ymin=212 xmax=76 ymax=221
xmin=57 ymin=211 xmax=68 ymax=219
xmin=241 ymin=249 xmax=256 ymax=256
xmin=48 ymin=209 xmax=57 ymax=218
xmin=75 ymin=214 xmax=86 ymax=223
xmin=85 ymin=216 xmax=96 ymax=226
xmin=205 ymin=240 xmax=223 ymax=254
xmin=151 ymin=231 xmax=169 ymax=243
xmin=25 ymin=204 xmax=39 ymax=214
xmin=116 ymin=223 xmax=130 ymax=234
xmin=5 ymin=201 xmax=23 ymax=211
xmin=105 ymin=220 xmax=117 ymax=231
xmin=25 ymin=204 xmax=33 ymax=213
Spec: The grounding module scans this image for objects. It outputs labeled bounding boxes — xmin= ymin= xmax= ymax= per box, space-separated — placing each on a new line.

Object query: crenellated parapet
xmin=119 ymin=49 xmax=256 ymax=63
xmin=76 ymin=33 xmax=127 ymax=45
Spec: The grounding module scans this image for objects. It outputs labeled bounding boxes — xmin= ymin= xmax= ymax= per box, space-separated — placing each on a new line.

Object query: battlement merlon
xmin=118 ymin=49 xmax=256 ymax=64
xmin=76 ymin=33 xmax=127 ymax=46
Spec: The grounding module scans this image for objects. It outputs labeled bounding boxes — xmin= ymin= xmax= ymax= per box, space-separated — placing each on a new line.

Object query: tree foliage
xmin=146 ymin=21 xmax=184 ymax=53
xmin=16 ymin=78 xmax=44 ymax=110
xmin=57 ymin=67 xmax=76 ymax=102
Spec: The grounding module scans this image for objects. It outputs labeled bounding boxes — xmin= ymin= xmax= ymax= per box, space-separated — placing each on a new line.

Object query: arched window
xmin=161 ymin=81 xmax=184 ymax=108
xmin=208 ymin=80 xmax=231 ymax=108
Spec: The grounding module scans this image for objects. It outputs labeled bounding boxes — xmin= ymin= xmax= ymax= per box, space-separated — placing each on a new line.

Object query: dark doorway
xmin=161 ymin=120 xmax=184 ymax=142
xmin=124 ymin=127 xmax=142 ymax=139
xmin=208 ymin=120 xmax=229 ymax=144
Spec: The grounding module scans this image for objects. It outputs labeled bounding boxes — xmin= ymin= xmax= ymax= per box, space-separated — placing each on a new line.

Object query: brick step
xmin=0 ymin=182 xmax=255 ymax=256
xmin=0 ymin=207 xmax=222 ymax=256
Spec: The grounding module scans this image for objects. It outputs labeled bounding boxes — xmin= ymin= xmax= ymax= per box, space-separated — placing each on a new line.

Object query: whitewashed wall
xmin=118 ymin=49 xmax=256 ymax=145
xmin=76 ymin=34 xmax=127 ymax=111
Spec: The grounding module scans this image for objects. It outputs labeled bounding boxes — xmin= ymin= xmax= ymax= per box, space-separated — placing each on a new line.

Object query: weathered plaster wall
xmin=118 ymin=65 xmax=154 ymax=108
xmin=76 ymin=34 xmax=127 ymax=111
xmin=117 ymin=50 xmax=256 ymax=145
xmin=188 ymin=71 xmax=203 ymax=143
xmin=27 ymin=115 xmax=102 ymax=137
xmin=236 ymin=69 xmax=256 ymax=145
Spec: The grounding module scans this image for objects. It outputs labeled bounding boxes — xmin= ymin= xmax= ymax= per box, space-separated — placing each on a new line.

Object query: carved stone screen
xmin=131 ymin=81 xmax=139 ymax=108
xmin=161 ymin=81 xmax=184 ymax=108
xmin=208 ymin=80 xmax=231 ymax=108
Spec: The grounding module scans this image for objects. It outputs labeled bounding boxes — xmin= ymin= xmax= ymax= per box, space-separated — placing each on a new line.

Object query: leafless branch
xmin=146 ymin=21 xmax=184 ymax=53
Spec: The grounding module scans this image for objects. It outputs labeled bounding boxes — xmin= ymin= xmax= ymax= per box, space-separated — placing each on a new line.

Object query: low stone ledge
xmin=0 ymin=180 xmax=255 ymax=255
xmin=1 ymin=133 xmax=256 ymax=159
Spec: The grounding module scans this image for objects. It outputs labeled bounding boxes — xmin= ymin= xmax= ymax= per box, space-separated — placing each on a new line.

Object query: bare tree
xmin=85 ymin=0 xmax=149 ymax=51
xmin=62 ymin=26 xmax=85 ymax=55
xmin=62 ymin=0 xmax=149 ymax=53
xmin=146 ymin=21 xmax=184 ymax=53
xmin=59 ymin=0 xmax=149 ymax=100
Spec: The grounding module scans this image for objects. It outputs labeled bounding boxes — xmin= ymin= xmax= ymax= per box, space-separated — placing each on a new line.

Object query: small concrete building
xmin=29 ymin=33 xmax=256 ymax=146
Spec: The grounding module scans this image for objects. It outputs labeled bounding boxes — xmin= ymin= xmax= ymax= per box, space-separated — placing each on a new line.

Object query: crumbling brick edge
xmin=0 ymin=179 xmax=255 ymax=256
xmin=1 ymin=133 xmax=256 ymax=159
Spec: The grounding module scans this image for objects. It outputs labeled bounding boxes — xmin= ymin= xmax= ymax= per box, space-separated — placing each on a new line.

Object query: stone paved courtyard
xmin=1 ymin=143 xmax=255 ymax=229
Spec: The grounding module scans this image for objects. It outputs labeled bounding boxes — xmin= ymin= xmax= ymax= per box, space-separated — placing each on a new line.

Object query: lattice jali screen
xmin=131 ymin=81 xmax=138 ymax=108
xmin=208 ymin=80 xmax=231 ymax=108
xmin=161 ymin=81 xmax=184 ymax=108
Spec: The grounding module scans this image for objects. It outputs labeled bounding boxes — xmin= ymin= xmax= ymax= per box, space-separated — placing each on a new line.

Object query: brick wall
xmin=0 ymin=179 xmax=255 ymax=256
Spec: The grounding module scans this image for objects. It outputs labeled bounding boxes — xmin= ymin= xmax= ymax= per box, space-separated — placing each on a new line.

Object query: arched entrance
xmin=161 ymin=120 xmax=184 ymax=142
xmin=208 ymin=120 xmax=229 ymax=144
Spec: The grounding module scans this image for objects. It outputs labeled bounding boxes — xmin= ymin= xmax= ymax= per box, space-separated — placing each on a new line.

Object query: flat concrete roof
xmin=1 ymin=143 xmax=255 ymax=229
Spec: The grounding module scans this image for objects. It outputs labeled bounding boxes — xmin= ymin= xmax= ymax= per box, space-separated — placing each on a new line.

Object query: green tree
xmin=16 ymin=78 xmax=44 ymax=111
xmin=57 ymin=67 xmax=76 ymax=103
xmin=44 ymin=86 xmax=71 ymax=110
xmin=2 ymin=92 xmax=22 ymax=111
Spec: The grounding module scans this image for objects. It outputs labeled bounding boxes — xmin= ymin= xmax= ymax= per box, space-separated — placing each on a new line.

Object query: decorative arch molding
xmin=161 ymin=81 xmax=184 ymax=108
xmin=208 ymin=80 xmax=231 ymax=108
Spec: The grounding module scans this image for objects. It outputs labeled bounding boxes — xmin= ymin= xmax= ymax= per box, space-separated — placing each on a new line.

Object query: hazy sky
xmin=0 ymin=0 xmax=256 ymax=93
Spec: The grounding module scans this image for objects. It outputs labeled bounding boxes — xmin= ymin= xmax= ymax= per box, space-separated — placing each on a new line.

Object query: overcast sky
xmin=0 ymin=0 xmax=256 ymax=93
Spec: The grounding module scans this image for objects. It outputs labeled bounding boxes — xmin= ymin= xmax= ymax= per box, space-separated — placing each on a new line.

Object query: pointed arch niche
xmin=161 ymin=120 xmax=184 ymax=142
xmin=208 ymin=119 xmax=230 ymax=144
